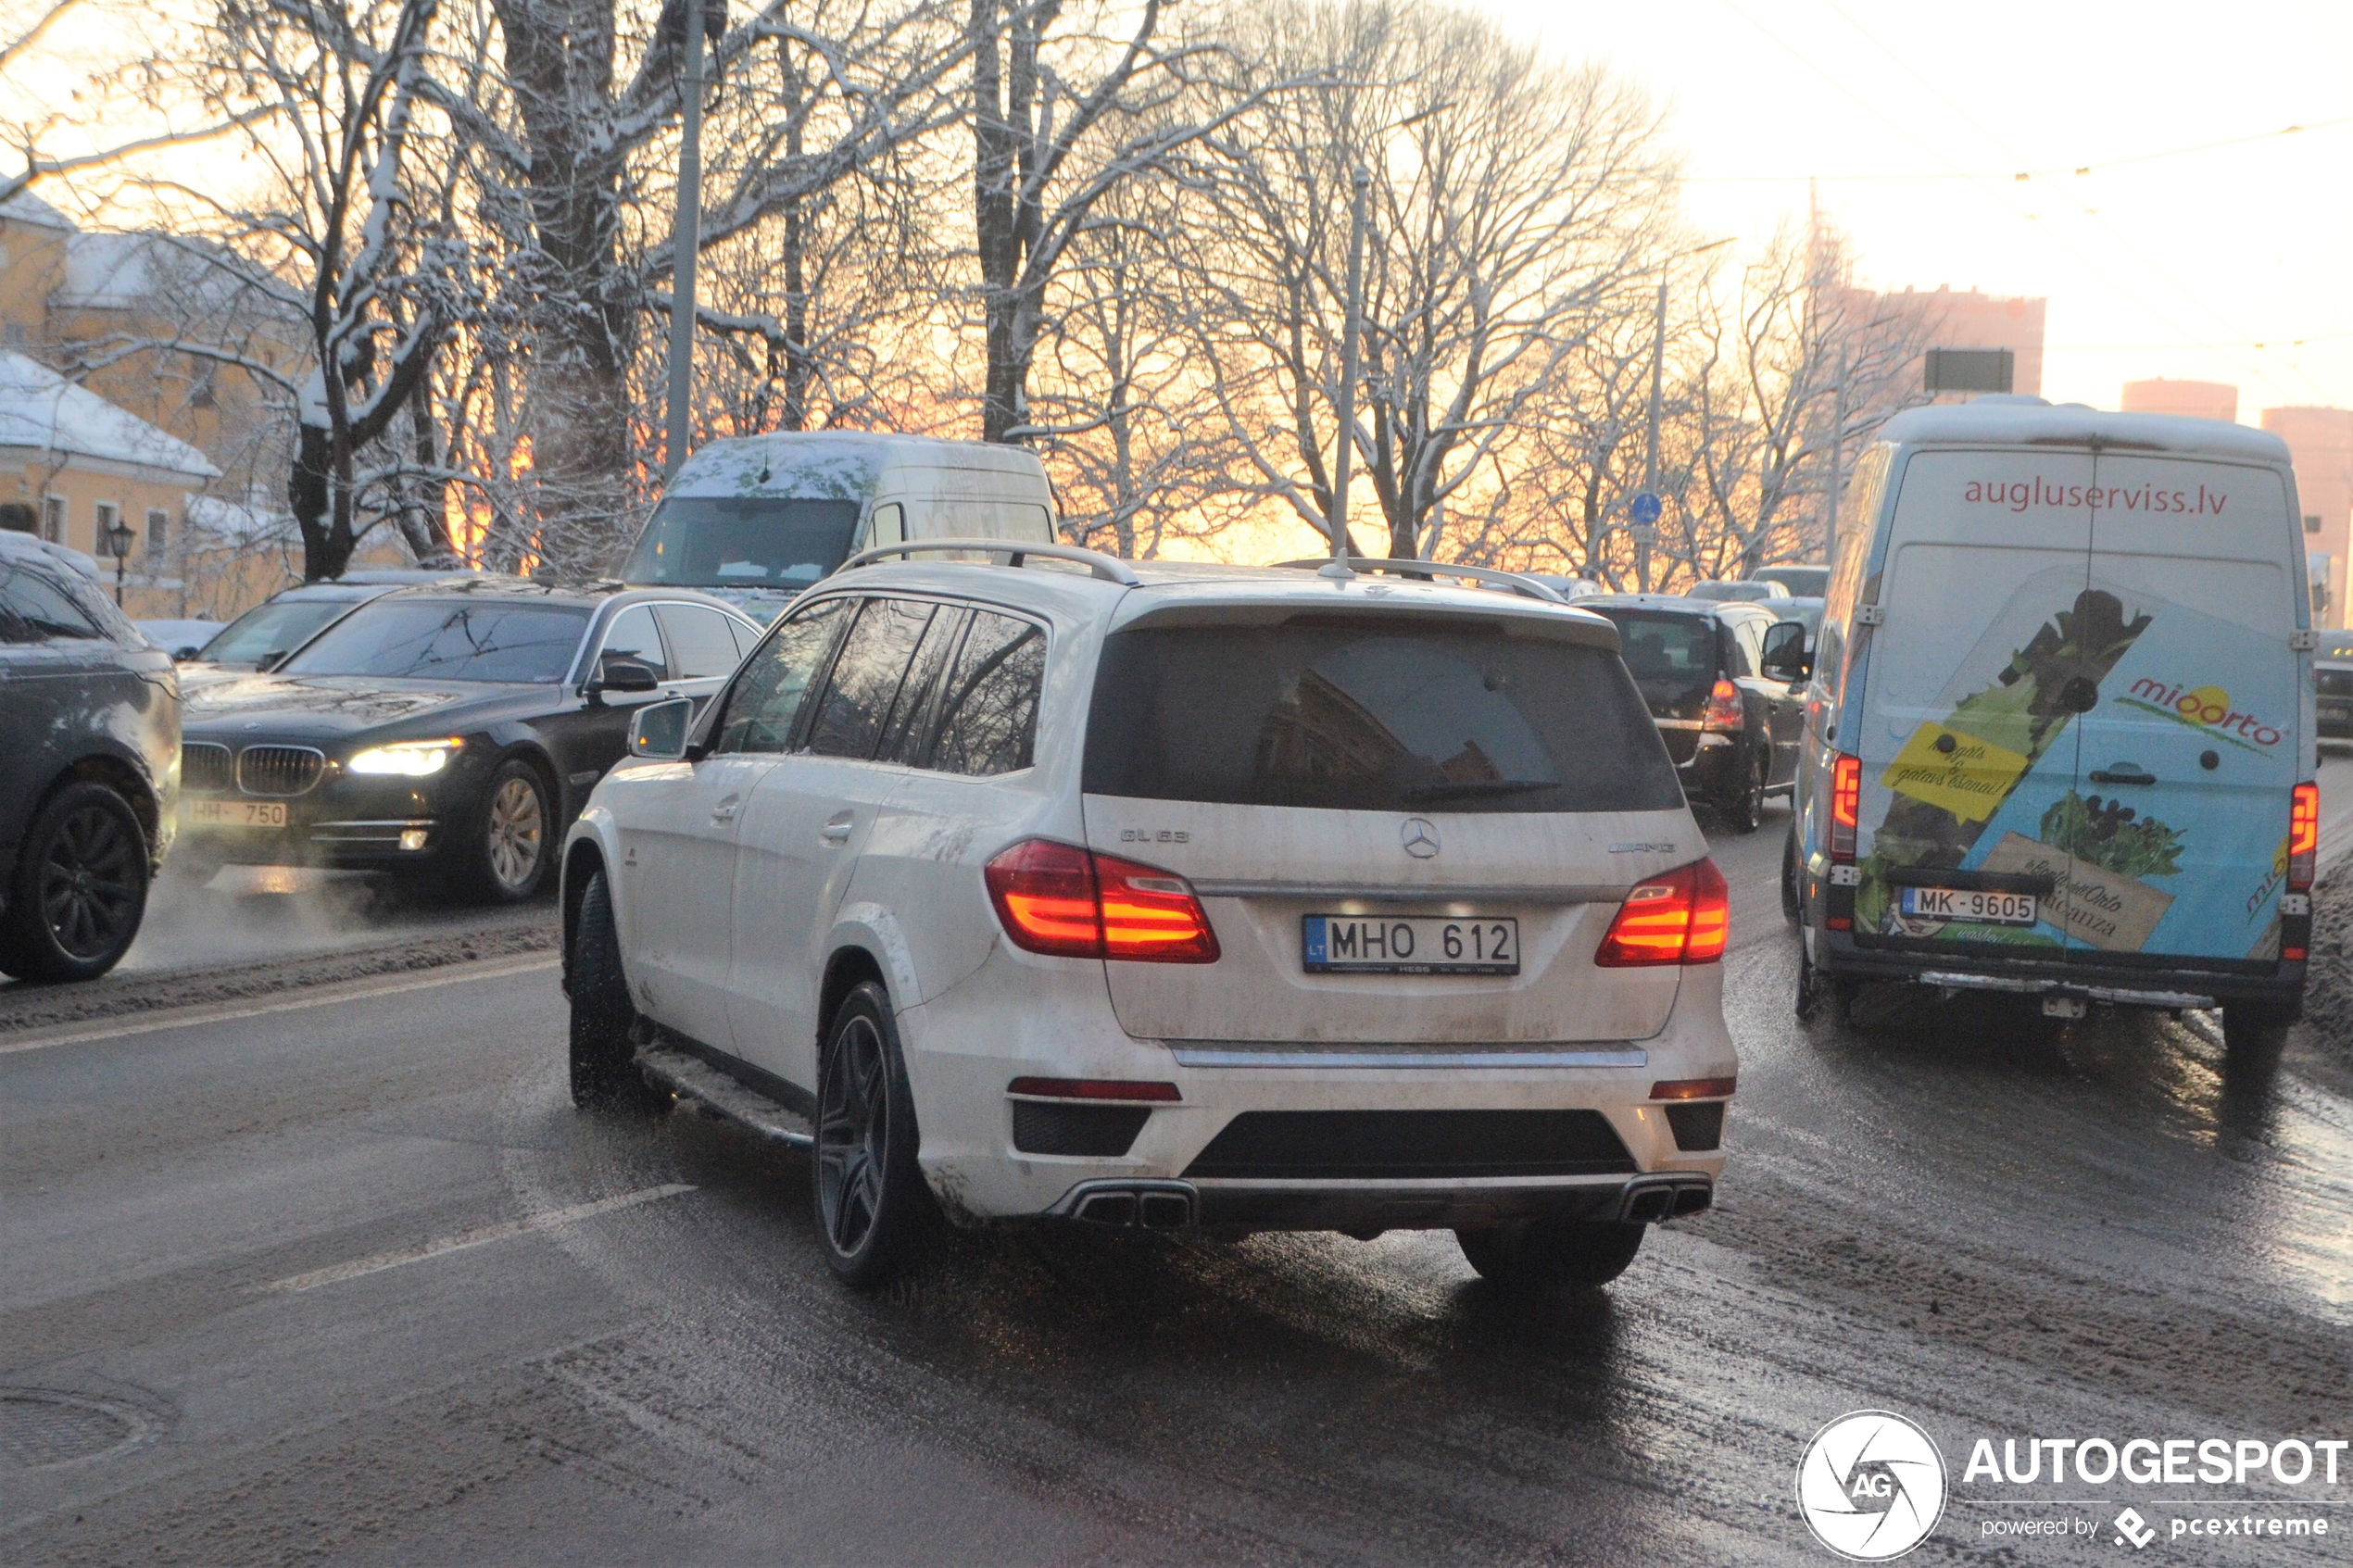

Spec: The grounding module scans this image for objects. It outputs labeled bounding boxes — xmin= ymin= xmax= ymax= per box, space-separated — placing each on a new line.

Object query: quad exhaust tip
xmin=1061 ymin=1181 xmax=1198 ymax=1231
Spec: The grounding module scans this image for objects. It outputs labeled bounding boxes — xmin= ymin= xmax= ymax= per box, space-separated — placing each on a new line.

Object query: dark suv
xmin=0 ymin=533 xmax=180 ymax=981
xmin=1579 ymin=595 xmax=1809 ymax=832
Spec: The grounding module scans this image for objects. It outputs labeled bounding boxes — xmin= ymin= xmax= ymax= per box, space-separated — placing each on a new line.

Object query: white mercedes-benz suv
xmin=560 ymin=543 xmax=1735 ymax=1290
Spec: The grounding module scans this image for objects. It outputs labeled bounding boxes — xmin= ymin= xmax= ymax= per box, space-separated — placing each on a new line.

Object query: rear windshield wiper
xmin=1400 ymin=780 xmax=1556 ymax=801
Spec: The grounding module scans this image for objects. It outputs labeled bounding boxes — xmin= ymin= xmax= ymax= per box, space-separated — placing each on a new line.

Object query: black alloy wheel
xmin=1780 ymin=822 xmax=1803 ymax=926
xmin=0 ymin=782 xmax=151 ymax=983
xmin=813 ymin=982 xmax=932 ymax=1286
xmin=568 ymin=869 xmax=663 ymax=1112
xmin=1723 ymin=746 xmax=1768 ymax=834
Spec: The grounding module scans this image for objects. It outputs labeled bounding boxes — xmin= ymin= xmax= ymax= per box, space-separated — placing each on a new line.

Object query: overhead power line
xmin=1683 ymin=115 xmax=2353 ymax=184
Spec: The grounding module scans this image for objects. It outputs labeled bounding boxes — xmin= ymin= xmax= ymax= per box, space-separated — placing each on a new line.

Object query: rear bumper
xmin=1813 ymin=927 xmax=2307 ymax=1008
xmin=1051 ymin=1173 xmax=1715 ymax=1232
xmin=1673 ymin=734 xmax=1745 ymax=801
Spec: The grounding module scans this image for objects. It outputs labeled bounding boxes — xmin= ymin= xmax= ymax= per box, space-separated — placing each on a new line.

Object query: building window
xmin=146 ymin=507 xmax=170 ymax=559
xmin=190 ymin=366 xmax=217 ymax=409
xmin=94 ymin=500 xmax=120 ymax=558
xmin=2308 ymin=515 xmax=2324 ymax=535
xmin=41 ymin=495 xmax=65 ymax=544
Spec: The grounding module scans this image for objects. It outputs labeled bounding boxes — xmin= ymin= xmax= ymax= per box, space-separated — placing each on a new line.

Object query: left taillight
xmin=1703 ymin=678 xmax=1743 ymax=731
xmin=985 ymin=839 xmax=1220 ymax=963
xmin=1829 ymin=753 xmax=1861 ymax=860
xmin=2288 ymin=782 xmax=2319 ymax=892
xmin=1596 ymin=859 xmax=1730 ymax=967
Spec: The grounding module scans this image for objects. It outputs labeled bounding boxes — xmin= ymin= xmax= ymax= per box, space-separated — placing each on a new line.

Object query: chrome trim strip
xmin=1172 ymin=1046 xmax=1647 ymax=1070
xmin=1185 ymin=1173 xmax=1642 ymax=1191
xmin=1915 ymin=970 xmax=2217 ymax=1010
xmin=1652 ymin=717 xmax=1705 ymax=731
xmin=1190 ymin=881 xmax=1623 ymax=904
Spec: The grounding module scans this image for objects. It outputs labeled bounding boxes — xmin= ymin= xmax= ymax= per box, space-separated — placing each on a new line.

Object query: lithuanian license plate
xmin=1302 ymin=914 xmax=1519 ymax=975
xmin=184 ymin=798 xmax=289 ymax=830
xmin=1897 ymin=885 xmax=2036 ymax=926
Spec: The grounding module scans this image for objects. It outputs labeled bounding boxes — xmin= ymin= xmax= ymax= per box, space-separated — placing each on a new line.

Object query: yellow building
xmin=2262 ymin=406 xmax=2353 ymax=631
xmin=1 ymin=349 xmax=220 ymax=613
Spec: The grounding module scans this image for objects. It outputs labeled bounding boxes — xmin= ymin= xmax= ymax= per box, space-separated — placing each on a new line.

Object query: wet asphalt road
xmin=4 ymin=767 xmax=2350 ymax=1567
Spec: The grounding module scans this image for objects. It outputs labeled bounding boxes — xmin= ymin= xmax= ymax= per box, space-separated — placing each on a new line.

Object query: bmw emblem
xmin=1400 ymin=817 xmax=1441 ymax=859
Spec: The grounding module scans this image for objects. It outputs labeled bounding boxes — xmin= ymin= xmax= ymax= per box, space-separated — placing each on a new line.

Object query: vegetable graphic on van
xmin=1856 ymin=587 xmax=2152 ymax=935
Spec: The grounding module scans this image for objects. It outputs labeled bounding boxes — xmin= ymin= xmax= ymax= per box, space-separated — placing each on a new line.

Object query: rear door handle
xmin=2087 ymin=767 xmax=2158 ymax=786
xmin=710 ymin=793 xmax=741 ymax=823
xmin=820 ymin=810 xmax=854 ymax=843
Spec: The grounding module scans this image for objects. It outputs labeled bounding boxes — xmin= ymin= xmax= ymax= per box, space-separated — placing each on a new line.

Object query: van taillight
xmin=1596 ymin=859 xmax=1730 ymax=967
xmin=985 ymin=840 xmax=1220 ymax=962
xmin=1704 ymin=679 xmax=1743 ymax=731
xmin=2288 ymin=782 xmax=2319 ymax=892
xmin=1830 ymin=753 xmax=1861 ymax=860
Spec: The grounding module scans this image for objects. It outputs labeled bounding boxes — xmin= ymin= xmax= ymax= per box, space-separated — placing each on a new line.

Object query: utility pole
xmin=1640 ymin=280 xmax=1664 ymax=593
xmin=1327 ymin=165 xmax=1371 ymax=559
xmin=1826 ymin=343 xmax=1847 ymax=583
xmin=662 ymin=0 xmax=705 ymax=478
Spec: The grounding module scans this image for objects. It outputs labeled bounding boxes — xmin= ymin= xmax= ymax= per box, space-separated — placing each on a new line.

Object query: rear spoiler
xmin=1268 ymin=557 xmax=1569 ymax=605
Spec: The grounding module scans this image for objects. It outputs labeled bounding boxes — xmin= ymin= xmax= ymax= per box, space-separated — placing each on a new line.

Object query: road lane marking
xmin=258 ymin=1184 xmax=697 ymax=1295
xmin=0 ymin=955 xmax=560 ymax=1056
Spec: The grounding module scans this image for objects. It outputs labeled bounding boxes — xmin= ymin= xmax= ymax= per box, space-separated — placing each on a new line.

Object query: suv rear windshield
xmin=623 ymin=497 xmax=862 ymax=590
xmin=1083 ymin=618 xmax=1680 ymax=813
xmin=1582 ymin=608 xmax=1718 ymax=715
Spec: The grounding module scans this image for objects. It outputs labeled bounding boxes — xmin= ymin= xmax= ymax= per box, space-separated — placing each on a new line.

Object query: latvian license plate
xmin=1302 ymin=914 xmax=1518 ymax=975
xmin=1897 ymin=885 xmax=2036 ymax=926
xmin=185 ymin=798 xmax=289 ymax=830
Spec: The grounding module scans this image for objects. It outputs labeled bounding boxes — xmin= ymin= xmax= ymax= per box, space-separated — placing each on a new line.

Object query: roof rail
xmin=840 ymin=537 xmax=1140 ymax=586
xmin=1268 ymin=557 xmax=1567 ymax=606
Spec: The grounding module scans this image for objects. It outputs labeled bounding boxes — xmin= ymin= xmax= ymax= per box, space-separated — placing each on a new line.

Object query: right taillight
xmin=985 ymin=839 xmax=1220 ymax=962
xmin=1829 ymin=752 xmax=1861 ymax=860
xmin=2288 ymin=781 xmax=2319 ymax=892
xmin=1703 ymin=678 xmax=1743 ymax=731
xmin=1596 ymin=859 xmax=1730 ymax=967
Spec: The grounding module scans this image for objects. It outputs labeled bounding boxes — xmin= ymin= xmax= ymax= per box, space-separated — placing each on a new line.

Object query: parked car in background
xmin=565 ymin=546 xmax=1734 ymax=1293
xmin=1787 ymin=398 xmax=2314 ymax=1051
xmin=167 ymin=570 xmax=484 ymax=686
xmin=1781 ymin=595 xmax=1827 ymax=655
xmin=177 ymin=581 xmax=759 ymax=900
xmin=2317 ymin=631 xmax=2353 ymax=746
xmin=1579 ymin=594 xmax=1810 ymax=832
xmin=1523 ymin=572 xmax=1604 ymax=599
xmin=1748 ymin=563 xmax=1831 ymax=598
xmin=623 ymin=433 xmax=1061 ymax=624
xmin=135 ymin=617 xmax=222 ymax=656
xmin=0 ymin=529 xmax=180 ymax=981
xmin=1682 ymin=580 xmax=1790 ymax=604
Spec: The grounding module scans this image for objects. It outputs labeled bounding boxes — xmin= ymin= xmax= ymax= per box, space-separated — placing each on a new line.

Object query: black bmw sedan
xmin=177 ymin=580 xmax=759 ymax=900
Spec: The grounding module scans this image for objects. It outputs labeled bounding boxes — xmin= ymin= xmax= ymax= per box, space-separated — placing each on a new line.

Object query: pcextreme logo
xmin=1797 ymin=1411 xmax=1948 ymax=1561
xmin=2119 ymin=677 xmax=2287 ymax=752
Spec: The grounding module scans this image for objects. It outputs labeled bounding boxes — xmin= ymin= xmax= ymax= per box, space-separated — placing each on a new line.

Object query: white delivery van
xmin=622 ymin=433 xmax=1059 ymax=622
xmin=1785 ymin=397 xmax=2319 ymax=1049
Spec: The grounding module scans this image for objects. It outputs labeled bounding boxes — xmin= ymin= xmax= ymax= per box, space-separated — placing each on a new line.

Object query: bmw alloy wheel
xmin=485 ymin=774 xmax=545 ymax=893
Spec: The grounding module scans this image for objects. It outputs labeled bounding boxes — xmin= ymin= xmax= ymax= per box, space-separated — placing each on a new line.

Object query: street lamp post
xmin=102 ymin=516 xmax=136 ymax=607
xmin=663 ymin=0 xmax=706 ymax=478
xmin=1327 ymin=165 xmax=1371 ymax=560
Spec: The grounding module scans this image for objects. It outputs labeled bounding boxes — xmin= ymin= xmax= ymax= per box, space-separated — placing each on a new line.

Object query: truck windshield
xmin=623 ymin=497 xmax=862 ymax=590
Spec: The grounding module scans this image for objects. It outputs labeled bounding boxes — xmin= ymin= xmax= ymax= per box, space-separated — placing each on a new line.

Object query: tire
xmin=2221 ymin=999 xmax=2296 ymax=1056
xmin=568 ymin=869 xmax=661 ymax=1112
xmin=461 ymin=759 xmax=553 ymax=903
xmin=1721 ymin=746 xmax=1767 ymax=834
xmin=1780 ymin=822 xmax=1802 ymax=926
xmin=0 ymin=781 xmax=151 ymax=984
xmin=1455 ymin=1220 xmax=1645 ymax=1291
xmin=812 ymin=981 xmax=934 ymax=1286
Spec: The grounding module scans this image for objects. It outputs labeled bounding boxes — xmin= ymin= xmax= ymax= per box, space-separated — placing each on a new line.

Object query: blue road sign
xmin=1630 ymin=491 xmax=1662 ymax=525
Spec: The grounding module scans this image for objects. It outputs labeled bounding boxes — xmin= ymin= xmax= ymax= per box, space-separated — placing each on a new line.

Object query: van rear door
xmin=2055 ymin=455 xmax=2299 ymax=966
xmin=1078 ymin=607 xmax=1695 ymax=1047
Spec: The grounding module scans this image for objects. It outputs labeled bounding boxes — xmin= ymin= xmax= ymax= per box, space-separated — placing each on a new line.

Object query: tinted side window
xmin=656 ymin=604 xmax=743 ymax=679
xmin=876 ymin=607 xmax=968 ymax=765
xmin=931 ymin=612 xmax=1046 ymax=776
xmin=714 ymin=598 xmax=849 ymax=754
xmin=804 ymin=598 xmax=937 ymax=759
xmin=598 ymin=604 xmax=669 ymax=681
xmin=2 ymin=565 xmax=104 ymax=639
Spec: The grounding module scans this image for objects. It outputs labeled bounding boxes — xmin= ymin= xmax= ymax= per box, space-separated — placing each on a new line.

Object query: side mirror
xmin=1761 ymin=621 xmax=1811 ymax=683
xmin=627 ymin=696 xmax=695 ymax=760
xmin=173 ymin=646 xmax=202 ymax=661
xmin=255 ymin=649 xmax=288 ymax=672
xmin=591 ymin=656 xmax=661 ymax=698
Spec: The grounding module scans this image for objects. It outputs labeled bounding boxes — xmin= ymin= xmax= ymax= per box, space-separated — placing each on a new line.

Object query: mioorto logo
xmin=2121 ymin=677 xmax=2285 ymax=749
xmin=1796 ymin=1411 xmax=1948 ymax=1561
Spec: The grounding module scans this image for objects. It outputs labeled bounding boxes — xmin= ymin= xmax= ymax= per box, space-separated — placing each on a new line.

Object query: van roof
xmin=1879 ymin=398 xmax=2290 ymax=464
xmin=665 ymin=432 xmax=1048 ymax=500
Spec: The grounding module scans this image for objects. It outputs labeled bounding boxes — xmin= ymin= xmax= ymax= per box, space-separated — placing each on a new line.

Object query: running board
xmin=635 ymin=1046 xmax=814 ymax=1148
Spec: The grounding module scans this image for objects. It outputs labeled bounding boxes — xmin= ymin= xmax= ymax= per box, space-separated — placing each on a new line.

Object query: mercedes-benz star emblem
xmin=1400 ymin=817 xmax=1441 ymax=859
